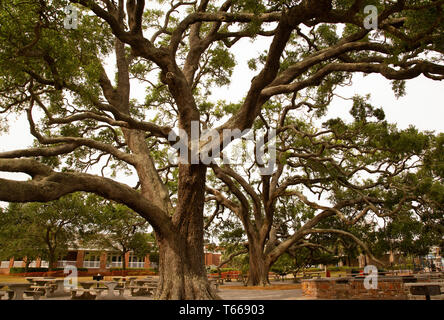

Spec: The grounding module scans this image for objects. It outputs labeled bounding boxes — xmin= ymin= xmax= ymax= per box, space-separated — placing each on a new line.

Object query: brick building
xmin=204 ymin=250 xmax=221 ymax=267
xmin=0 ymin=248 xmax=151 ymax=275
xmin=0 ymin=247 xmax=223 ymax=275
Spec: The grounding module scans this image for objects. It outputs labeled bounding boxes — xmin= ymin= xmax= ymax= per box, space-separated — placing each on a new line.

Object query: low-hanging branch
xmin=302 ymin=228 xmax=385 ymax=267
xmin=0 ymin=158 xmax=172 ymax=238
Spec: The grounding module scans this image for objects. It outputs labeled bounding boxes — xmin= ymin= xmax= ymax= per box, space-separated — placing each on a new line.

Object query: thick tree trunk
xmin=154 ymin=164 xmax=219 ymax=299
xmin=155 ymin=235 xmax=219 ymax=300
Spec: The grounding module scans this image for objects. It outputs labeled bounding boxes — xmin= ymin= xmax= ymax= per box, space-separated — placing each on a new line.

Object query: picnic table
xmin=0 ymin=284 xmax=14 ymax=300
xmin=95 ymin=281 xmax=126 ymax=300
xmin=111 ymin=276 xmax=138 ymax=294
xmin=28 ymin=278 xmax=58 ymax=299
xmin=302 ymin=271 xmax=322 ymax=279
xmin=405 ymin=282 xmax=442 ymax=300
xmin=26 ymin=277 xmax=41 ymax=283
xmin=0 ymin=282 xmax=31 ymax=300
xmin=71 ymin=281 xmax=99 ymax=300
xmin=128 ymin=279 xmax=157 ymax=297
xmin=112 ymin=276 xmax=137 ymax=282
xmin=112 ymin=276 xmax=137 ymax=287
xmin=43 ymin=279 xmax=72 ymax=297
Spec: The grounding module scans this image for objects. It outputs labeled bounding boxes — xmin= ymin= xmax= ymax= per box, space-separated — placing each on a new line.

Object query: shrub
xmin=387 ymin=264 xmax=414 ymax=270
xmin=326 ymin=266 xmax=361 ymax=272
xmin=108 ymin=268 xmax=155 ymax=276
xmin=109 ymin=268 xmax=147 ymax=271
xmin=9 ymin=267 xmax=49 ymax=274
xmin=327 ymin=266 xmax=341 ymax=272
xmin=206 ymin=267 xmax=219 ymax=274
xmin=10 ymin=267 xmax=89 ymax=274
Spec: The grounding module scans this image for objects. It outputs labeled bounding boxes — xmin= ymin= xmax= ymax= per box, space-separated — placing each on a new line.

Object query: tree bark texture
xmin=154 ymin=164 xmax=219 ymax=299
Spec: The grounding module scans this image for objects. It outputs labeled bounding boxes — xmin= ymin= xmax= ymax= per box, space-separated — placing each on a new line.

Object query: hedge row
xmin=326 ymin=266 xmax=359 ymax=272
xmin=206 ymin=267 xmax=240 ymax=274
xmin=9 ymin=267 xmax=88 ymax=274
xmin=326 ymin=265 xmax=414 ymax=272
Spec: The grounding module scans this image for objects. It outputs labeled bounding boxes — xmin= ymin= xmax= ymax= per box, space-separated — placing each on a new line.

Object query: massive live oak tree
xmin=206 ymin=98 xmax=441 ymax=285
xmin=1 ymin=0 xmax=444 ymax=299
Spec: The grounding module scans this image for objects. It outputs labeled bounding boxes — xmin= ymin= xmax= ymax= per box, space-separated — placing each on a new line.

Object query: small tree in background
xmin=84 ymin=200 xmax=150 ymax=270
xmin=0 ymin=193 xmax=90 ymax=270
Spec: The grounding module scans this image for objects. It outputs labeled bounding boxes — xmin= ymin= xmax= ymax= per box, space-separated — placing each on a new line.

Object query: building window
xmin=84 ymin=252 xmax=100 ymax=261
xmin=128 ymin=254 xmax=145 ymax=268
xmin=83 ymin=252 xmax=101 ymax=268
xmin=107 ymin=253 xmax=123 ymax=268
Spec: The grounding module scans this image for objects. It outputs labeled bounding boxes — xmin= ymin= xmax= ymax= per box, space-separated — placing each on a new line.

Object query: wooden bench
xmin=222 ymin=271 xmax=243 ymax=282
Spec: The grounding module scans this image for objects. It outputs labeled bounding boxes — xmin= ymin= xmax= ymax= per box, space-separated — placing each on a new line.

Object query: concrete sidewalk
xmin=214 ymin=280 xmax=307 ymax=300
xmin=218 ymin=288 xmax=306 ymax=300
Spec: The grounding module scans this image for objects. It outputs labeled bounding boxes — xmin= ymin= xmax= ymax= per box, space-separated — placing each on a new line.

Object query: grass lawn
xmin=0 ymin=275 xmax=29 ymax=283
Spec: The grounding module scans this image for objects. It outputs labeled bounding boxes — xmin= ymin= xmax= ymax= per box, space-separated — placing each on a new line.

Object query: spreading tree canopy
xmin=0 ymin=0 xmax=443 ymax=299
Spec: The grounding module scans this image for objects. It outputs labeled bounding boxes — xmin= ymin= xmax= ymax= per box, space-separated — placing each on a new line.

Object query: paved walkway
xmin=215 ymin=280 xmax=307 ymax=300
xmin=218 ymin=288 xmax=305 ymax=300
